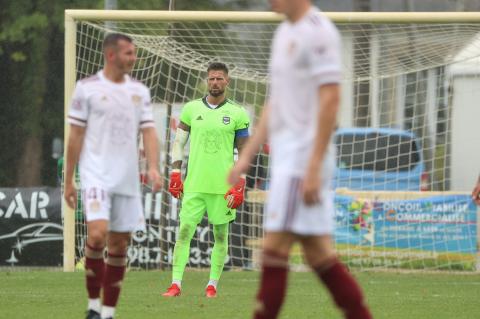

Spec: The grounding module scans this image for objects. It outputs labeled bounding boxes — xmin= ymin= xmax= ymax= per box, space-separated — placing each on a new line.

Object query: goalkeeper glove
xmin=169 ymin=170 xmax=183 ymax=199
xmin=224 ymin=177 xmax=246 ymax=209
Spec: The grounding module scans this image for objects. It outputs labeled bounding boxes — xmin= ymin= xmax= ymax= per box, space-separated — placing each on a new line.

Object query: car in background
xmin=333 ymin=127 xmax=429 ymax=191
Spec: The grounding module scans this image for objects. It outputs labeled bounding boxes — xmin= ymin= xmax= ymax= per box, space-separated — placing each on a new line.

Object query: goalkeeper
xmin=162 ymin=62 xmax=250 ymax=298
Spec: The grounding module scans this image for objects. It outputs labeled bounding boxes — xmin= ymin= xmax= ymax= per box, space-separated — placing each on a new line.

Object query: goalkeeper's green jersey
xmin=180 ymin=96 xmax=250 ymax=194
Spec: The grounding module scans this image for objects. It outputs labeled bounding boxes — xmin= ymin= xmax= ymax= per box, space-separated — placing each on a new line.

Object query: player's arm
xmin=64 ymin=81 xmax=88 ymax=209
xmin=472 ymin=174 xmax=480 ymax=206
xmin=224 ymin=124 xmax=251 ymax=209
xmin=64 ymin=124 xmax=86 ymax=209
xmin=169 ymin=121 xmax=190 ymax=198
xmin=228 ymin=104 xmax=270 ymax=186
xmin=303 ymin=84 xmax=340 ymax=205
xmin=234 ymin=136 xmax=248 ymax=153
xmin=302 ymin=23 xmax=342 ymax=205
xmin=171 ymin=121 xmax=190 ymax=169
xmin=142 ymin=127 xmax=162 ymax=192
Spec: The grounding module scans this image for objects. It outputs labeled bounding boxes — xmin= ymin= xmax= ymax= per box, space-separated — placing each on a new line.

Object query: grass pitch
xmin=1 ymin=270 xmax=479 ymax=318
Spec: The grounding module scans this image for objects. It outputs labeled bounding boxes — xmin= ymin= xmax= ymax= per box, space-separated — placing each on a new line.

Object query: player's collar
xmin=202 ymin=95 xmax=229 ymax=110
xmin=98 ymin=69 xmax=130 ymax=85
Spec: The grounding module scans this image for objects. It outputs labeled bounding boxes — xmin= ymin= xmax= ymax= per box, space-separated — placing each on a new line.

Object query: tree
xmin=0 ymin=0 xmax=106 ymax=187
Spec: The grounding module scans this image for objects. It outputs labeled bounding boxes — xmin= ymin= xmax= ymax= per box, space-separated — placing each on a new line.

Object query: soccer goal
xmin=64 ymin=10 xmax=480 ymax=272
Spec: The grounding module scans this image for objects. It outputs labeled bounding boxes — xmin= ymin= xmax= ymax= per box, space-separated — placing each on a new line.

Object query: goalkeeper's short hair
xmin=207 ymin=62 xmax=229 ymax=75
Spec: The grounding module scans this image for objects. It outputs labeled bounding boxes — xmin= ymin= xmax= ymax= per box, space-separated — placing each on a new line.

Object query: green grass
xmin=1 ymin=270 xmax=479 ymax=318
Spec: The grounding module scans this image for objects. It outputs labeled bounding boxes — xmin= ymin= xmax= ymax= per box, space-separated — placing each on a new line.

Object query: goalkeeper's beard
xmin=209 ymin=88 xmax=225 ymax=97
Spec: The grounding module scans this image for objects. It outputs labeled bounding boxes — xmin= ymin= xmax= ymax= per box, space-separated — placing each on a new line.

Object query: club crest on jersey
xmin=131 ymin=94 xmax=142 ymax=107
xmin=72 ymin=98 xmax=82 ymax=110
xmin=222 ymin=116 xmax=230 ymax=125
xmin=89 ymin=200 xmax=100 ymax=213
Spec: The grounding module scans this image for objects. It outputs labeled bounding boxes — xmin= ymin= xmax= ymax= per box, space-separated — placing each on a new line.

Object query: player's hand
xmin=64 ymin=182 xmax=77 ymax=209
xmin=224 ymin=177 xmax=246 ymax=209
xmin=148 ymin=168 xmax=163 ymax=193
xmin=169 ymin=169 xmax=183 ymax=199
xmin=227 ymin=157 xmax=250 ymax=186
xmin=302 ymin=171 xmax=321 ymax=206
xmin=472 ymin=182 xmax=480 ymax=206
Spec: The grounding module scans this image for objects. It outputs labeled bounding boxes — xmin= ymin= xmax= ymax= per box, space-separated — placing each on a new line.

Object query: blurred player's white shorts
xmin=265 ymin=174 xmax=334 ymax=235
xmin=82 ymin=186 xmax=145 ymax=232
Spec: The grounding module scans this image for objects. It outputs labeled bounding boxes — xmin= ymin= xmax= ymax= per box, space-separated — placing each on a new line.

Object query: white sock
xmin=172 ymin=279 xmax=182 ymax=289
xmin=88 ymin=298 xmax=101 ymax=313
xmin=101 ymin=306 xmax=115 ymax=318
xmin=207 ymin=279 xmax=218 ymax=288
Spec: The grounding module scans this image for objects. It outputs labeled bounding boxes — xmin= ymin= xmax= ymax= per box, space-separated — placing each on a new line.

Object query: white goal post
xmin=64 ymin=10 xmax=480 ymax=272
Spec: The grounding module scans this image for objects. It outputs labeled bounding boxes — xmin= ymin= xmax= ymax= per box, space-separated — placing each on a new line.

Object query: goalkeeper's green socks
xmin=207 ymin=279 xmax=218 ymax=288
xmin=172 ymin=222 xmax=197 ymax=282
xmin=169 ymin=222 xmax=228 ymax=293
xmin=209 ymin=223 xmax=229 ymax=282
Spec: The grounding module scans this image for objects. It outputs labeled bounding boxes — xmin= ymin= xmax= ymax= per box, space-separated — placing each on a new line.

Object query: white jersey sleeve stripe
xmin=139 ymin=120 xmax=155 ymax=128
xmin=68 ymin=115 xmax=87 ymax=127
xmin=312 ymin=70 xmax=342 ymax=87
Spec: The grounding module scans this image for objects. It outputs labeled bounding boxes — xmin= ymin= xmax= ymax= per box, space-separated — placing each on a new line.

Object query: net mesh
xmin=69 ymin=16 xmax=480 ymax=271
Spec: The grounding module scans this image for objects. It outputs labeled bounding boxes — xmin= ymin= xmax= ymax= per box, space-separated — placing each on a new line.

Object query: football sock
xmin=209 ymin=223 xmax=229 ymax=281
xmin=314 ymin=258 xmax=372 ymax=319
xmin=101 ymin=306 xmax=115 ymax=319
xmin=88 ymin=298 xmax=101 ymax=314
xmin=253 ymin=250 xmax=289 ymax=319
xmin=207 ymin=279 xmax=218 ymax=289
xmin=172 ymin=222 xmax=197 ymax=281
xmin=85 ymin=243 xmax=105 ymax=301
xmin=172 ymin=279 xmax=182 ymax=289
xmin=102 ymin=253 xmax=127 ymax=312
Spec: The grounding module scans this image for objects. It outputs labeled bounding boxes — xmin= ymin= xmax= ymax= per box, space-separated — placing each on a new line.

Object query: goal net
xmin=64 ymin=11 xmax=480 ymax=272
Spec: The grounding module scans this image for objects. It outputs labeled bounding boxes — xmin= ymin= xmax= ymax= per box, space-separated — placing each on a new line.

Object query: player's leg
xmin=85 ymin=220 xmax=108 ymax=318
xmin=171 ymin=221 xmax=197 ymax=282
xmin=206 ymin=222 xmax=229 ymax=297
xmin=253 ymin=174 xmax=301 ymax=318
xmin=102 ymin=232 xmax=130 ymax=318
xmin=82 ymin=187 xmax=110 ymax=318
xmin=163 ymin=193 xmax=205 ymax=296
xmin=100 ymin=194 xmax=143 ymax=319
xmin=204 ymin=194 xmax=236 ymax=297
xmin=102 ymin=232 xmax=130 ymax=319
xmin=300 ymin=235 xmax=372 ymax=319
xmin=253 ymin=231 xmax=296 ymax=319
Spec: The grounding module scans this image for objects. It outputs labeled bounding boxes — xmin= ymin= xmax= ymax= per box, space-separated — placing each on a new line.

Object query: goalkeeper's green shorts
xmin=179 ymin=192 xmax=236 ymax=225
